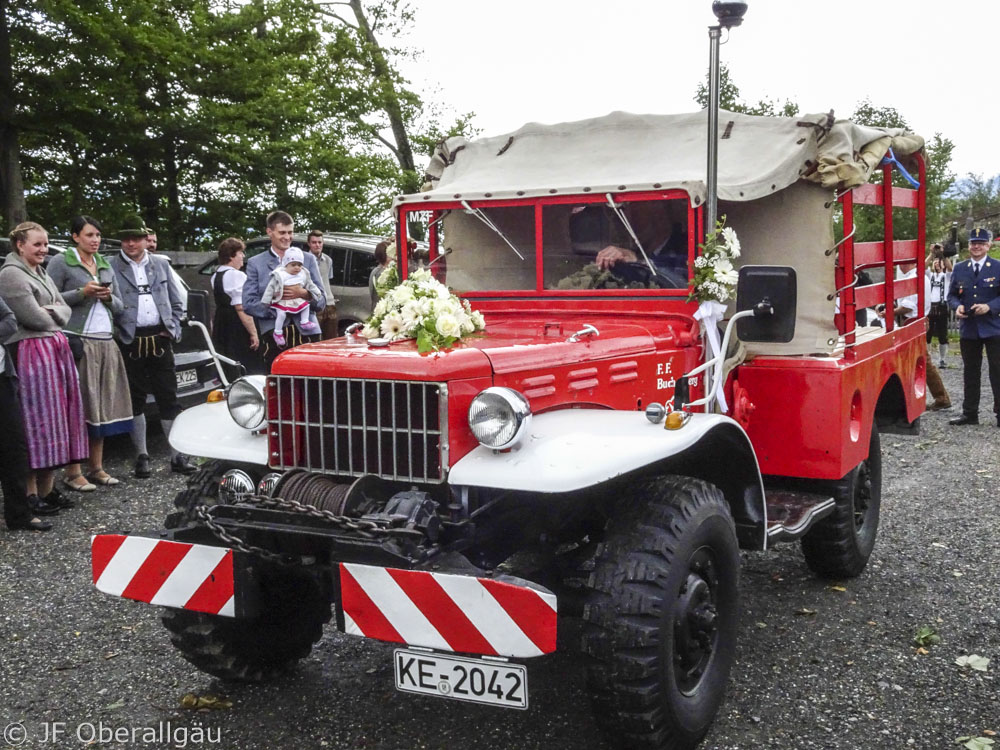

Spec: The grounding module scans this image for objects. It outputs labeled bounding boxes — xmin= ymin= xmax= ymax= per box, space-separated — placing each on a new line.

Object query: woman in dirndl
xmin=0 ymin=222 xmax=88 ymax=515
xmin=47 ymin=215 xmax=133 ymax=489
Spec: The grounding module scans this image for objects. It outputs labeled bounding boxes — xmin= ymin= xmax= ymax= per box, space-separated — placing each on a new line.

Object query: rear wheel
xmin=801 ymin=425 xmax=882 ymax=578
xmin=582 ymin=476 xmax=740 ymax=750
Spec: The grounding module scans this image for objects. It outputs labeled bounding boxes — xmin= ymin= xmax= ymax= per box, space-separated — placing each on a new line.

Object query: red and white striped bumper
xmin=91 ymin=536 xmax=558 ymax=659
xmin=91 ymin=535 xmax=236 ymax=617
xmin=340 ymin=563 xmax=557 ymax=658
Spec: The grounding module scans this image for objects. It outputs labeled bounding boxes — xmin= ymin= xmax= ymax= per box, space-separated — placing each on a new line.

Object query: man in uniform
xmin=110 ymin=215 xmax=197 ymax=476
xmin=242 ymin=210 xmax=327 ymax=372
xmin=947 ymin=227 xmax=1000 ymax=426
xmin=307 ymin=229 xmax=338 ymax=339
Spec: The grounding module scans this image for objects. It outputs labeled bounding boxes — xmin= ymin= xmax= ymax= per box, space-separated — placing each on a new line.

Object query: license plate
xmin=393 ymin=649 xmax=528 ymax=710
xmin=175 ymin=369 xmax=198 ymax=388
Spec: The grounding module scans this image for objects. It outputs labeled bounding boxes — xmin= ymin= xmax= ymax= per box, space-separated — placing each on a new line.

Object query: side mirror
xmin=186 ymin=289 xmax=211 ymax=326
xmin=736 ymin=265 xmax=796 ymax=343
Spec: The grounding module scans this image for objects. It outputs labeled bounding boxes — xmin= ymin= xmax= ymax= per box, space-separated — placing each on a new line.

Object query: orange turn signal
xmin=664 ymin=410 xmax=690 ymax=431
xmin=206 ymin=389 xmax=226 ymax=403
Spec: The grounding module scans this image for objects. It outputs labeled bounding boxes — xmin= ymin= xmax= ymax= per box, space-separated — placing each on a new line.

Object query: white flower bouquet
xmin=362 ymin=268 xmax=486 ymax=352
xmin=689 ymin=217 xmax=741 ymax=304
xmin=373 ymin=243 xmax=399 ymax=299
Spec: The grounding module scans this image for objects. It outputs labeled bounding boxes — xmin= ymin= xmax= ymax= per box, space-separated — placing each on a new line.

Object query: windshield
xmin=403 ymin=195 xmax=692 ymax=294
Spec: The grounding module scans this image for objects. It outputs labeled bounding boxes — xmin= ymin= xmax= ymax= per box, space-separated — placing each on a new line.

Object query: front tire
xmin=582 ymin=476 xmax=740 ymax=750
xmin=161 ymin=568 xmax=330 ymax=682
xmin=801 ymin=425 xmax=881 ymax=578
xmin=163 ymin=462 xmax=330 ymax=681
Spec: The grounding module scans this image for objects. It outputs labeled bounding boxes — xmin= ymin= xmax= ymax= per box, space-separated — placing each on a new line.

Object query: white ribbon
xmin=693 ymin=300 xmax=729 ymax=413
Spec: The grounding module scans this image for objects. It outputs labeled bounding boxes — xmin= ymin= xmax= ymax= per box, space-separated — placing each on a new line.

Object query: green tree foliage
xmin=5 ymin=0 xmax=469 ymax=249
xmin=695 ymin=64 xmax=799 ymax=118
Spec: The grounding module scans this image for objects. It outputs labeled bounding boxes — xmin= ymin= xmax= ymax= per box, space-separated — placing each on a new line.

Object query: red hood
xmin=271 ymin=318 xmax=656 ymax=380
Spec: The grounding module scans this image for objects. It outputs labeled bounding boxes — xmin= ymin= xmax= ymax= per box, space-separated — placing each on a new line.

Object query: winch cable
xmin=605 ymin=193 xmax=657 ymax=276
xmin=460 ymin=200 xmax=525 ymax=260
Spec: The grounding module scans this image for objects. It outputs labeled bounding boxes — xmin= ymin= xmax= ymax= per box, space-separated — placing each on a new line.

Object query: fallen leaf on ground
xmin=794 ymin=608 xmax=816 ymax=616
xmin=180 ymin=693 xmax=232 ymax=710
xmin=828 ymin=585 xmax=847 ymax=592
xmin=956 ymin=655 xmax=990 ymax=672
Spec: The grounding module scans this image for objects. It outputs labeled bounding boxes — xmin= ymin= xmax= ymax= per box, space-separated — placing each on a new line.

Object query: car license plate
xmin=393 ymin=649 xmax=528 ymax=710
xmin=175 ymin=369 xmax=198 ymax=388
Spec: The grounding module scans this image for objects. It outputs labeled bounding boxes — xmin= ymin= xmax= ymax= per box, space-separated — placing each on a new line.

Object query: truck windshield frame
xmin=396 ymin=190 xmax=701 ymax=299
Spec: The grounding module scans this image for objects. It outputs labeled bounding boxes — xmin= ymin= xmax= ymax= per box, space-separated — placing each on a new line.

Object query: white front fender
xmin=449 ymin=409 xmax=767 ymax=549
xmin=168 ymin=401 xmax=269 ymax=466
xmin=449 ymin=410 xmax=753 ymax=493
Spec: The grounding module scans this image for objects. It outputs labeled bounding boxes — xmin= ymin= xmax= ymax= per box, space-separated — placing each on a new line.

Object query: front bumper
xmin=91 ymin=534 xmax=557 ymax=659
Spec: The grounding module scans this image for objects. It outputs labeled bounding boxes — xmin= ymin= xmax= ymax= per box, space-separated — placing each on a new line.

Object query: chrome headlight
xmin=227 ymin=375 xmax=267 ymax=430
xmin=468 ymin=387 xmax=531 ymax=450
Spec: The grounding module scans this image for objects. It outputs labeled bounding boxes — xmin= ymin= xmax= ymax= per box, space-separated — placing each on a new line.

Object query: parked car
xmin=0 ymin=236 xmax=223 ymax=409
xmin=196 ymin=232 xmax=395 ymax=335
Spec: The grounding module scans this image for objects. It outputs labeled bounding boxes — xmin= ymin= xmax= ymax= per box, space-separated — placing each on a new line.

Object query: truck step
xmin=764 ymin=490 xmax=836 ymax=544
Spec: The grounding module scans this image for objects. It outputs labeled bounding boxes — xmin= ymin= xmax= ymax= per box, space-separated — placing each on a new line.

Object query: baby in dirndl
xmin=261 ymin=248 xmax=321 ymax=347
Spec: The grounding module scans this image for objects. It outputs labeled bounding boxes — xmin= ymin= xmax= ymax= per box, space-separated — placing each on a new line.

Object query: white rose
xmin=458 ymin=312 xmax=475 ymax=334
xmin=435 ymin=313 xmax=461 ymax=338
xmin=372 ymin=297 xmax=389 ymax=317
xmin=361 ymin=324 xmax=380 ymax=338
xmin=391 ymin=284 xmax=415 ymax=304
xmin=470 ymin=310 xmax=486 ymax=330
xmin=410 ymin=268 xmax=431 ymax=283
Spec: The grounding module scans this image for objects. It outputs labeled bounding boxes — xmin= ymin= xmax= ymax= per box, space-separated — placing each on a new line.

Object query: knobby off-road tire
xmin=801 ymin=425 xmax=882 ymax=579
xmin=161 ymin=462 xmax=331 ymax=681
xmin=582 ymin=476 xmax=740 ymax=750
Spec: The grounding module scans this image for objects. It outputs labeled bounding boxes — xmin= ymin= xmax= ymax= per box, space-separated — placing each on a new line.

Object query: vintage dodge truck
xmin=92 ymin=109 xmax=928 ymax=750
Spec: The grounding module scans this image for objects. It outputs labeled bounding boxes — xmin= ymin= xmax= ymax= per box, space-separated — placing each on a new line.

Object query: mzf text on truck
xmin=90 ymin=109 xmax=929 ymax=750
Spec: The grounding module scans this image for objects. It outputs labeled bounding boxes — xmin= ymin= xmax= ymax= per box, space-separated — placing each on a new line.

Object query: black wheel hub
xmin=673 ymin=547 xmax=719 ymax=694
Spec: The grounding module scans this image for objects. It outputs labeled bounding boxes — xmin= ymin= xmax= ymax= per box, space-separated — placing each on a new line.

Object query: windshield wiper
xmin=460 ymin=200 xmax=525 ymax=261
xmin=605 ymin=193 xmax=656 ymax=275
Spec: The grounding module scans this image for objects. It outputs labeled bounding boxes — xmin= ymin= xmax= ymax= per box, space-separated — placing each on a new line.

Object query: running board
xmin=765 ymin=490 xmax=836 ymax=543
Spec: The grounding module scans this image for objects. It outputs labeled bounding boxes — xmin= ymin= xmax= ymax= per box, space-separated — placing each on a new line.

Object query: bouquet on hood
xmin=689 ymin=217 xmax=741 ymax=304
xmin=362 ymin=268 xmax=486 ymax=353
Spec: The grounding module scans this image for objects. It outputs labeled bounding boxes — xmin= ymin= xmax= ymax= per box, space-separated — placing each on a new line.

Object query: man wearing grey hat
xmin=947 ymin=227 xmax=1000 ymax=426
xmin=110 ymin=214 xmax=197 ymax=475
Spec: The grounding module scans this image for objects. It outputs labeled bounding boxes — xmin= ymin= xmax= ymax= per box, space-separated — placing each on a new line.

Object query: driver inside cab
xmin=570 ymin=200 xmax=688 ymax=288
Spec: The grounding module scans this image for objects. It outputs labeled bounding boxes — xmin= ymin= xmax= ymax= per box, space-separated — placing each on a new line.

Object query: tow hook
xmin=566 ymin=324 xmax=599 ymax=343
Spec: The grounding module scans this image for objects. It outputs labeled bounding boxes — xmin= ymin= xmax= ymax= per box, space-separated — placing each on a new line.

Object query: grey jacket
xmin=47 ymin=250 xmax=124 ymax=338
xmin=109 ymin=251 xmax=183 ymax=345
xmin=0 ymin=296 xmax=19 ymax=377
xmin=0 ymin=252 xmax=72 ymax=344
xmin=243 ymin=248 xmax=326 ymax=335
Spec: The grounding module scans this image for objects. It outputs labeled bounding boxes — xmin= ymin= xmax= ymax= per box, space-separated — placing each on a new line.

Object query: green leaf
xmin=913 ymin=626 xmax=942 ymax=647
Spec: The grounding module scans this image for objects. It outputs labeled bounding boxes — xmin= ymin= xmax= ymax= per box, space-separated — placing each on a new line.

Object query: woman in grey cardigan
xmin=48 ymin=216 xmax=133 ymax=489
xmin=0 ymin=222 xmax=88 ymax=513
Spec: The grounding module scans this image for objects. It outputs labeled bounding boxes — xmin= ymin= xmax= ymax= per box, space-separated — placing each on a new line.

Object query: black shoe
xmin=949 ymin=414 xmax=979 ymax=426
xmin=44 ymin=487 xmax=75 ymax=510
xmin=8 ymin=517 xmax=53 ymax=531
xmin=170 ymin=453 xmax=198 ymax=475
xmin=27 ymin=494 xmax=60 ymax=516
xmin=134 ymin=453 xmax=152 ymax=479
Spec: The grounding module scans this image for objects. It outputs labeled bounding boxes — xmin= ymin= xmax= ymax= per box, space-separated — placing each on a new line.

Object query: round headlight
xmin=227 ymin=375 xmax=267 ymax=430
xmin=468 ymin=387 xmax=531 ymax=450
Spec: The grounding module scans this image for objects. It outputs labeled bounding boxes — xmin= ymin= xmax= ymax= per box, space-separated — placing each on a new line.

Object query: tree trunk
xmin=349 ymin=0 xmax=419 ymax=193
xmin=0 ymin=0 xmax=27 ymax=226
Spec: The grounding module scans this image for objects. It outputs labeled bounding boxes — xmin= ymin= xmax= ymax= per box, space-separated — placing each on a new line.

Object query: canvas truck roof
xmin=398 ymin=110 xmax=924 ymax=209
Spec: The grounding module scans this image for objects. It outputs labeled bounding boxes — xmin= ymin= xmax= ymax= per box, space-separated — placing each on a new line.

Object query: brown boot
xmin=926 ymin=361 xmax=952 ymax=410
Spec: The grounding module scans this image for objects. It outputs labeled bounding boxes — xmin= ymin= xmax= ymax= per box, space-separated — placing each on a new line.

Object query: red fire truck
xmin=91 ymin=110 xmax=927 ymax=750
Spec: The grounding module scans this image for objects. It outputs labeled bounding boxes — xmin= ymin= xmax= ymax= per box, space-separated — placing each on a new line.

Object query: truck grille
xmin=267 ymin=376 xmax=448 ymax=483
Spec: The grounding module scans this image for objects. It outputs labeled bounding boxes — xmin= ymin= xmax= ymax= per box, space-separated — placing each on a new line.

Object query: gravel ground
xmin=1 ymin=361 xmax=997 ymax=750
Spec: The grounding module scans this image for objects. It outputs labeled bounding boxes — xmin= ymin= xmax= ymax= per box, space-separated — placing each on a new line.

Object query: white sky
xmin=398 ymin=0 xmax=998 ymax=182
